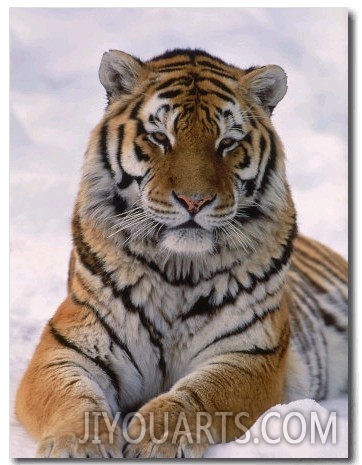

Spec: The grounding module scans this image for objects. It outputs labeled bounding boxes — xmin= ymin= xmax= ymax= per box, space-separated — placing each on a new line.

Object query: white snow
xmin=9 ymin=7 xmax=348 ymax=459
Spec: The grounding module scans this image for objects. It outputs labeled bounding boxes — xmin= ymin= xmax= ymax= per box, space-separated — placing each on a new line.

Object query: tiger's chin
xmin=160 ymin=228 xmax=214 ymax=255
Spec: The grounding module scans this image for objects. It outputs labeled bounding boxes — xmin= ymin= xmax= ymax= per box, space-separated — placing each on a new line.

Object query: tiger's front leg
xmin=16 ymin=347 xmax=124 ymax=458
xmin=15 ymin=297 xmax=125 ymax=458
xmin=123 ymin=337 xmax=288 ymax=459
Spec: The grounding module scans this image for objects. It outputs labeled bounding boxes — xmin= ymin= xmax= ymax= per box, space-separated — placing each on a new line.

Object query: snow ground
xmin=9 ymin=7 xmax=348 ymax=459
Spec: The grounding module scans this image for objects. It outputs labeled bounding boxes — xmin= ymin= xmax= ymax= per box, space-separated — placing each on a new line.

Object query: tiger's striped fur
xmin=15 ymin=49 xmax=348 ymax=458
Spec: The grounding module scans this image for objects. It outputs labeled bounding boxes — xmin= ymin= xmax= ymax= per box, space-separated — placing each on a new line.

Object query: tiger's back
xmin=286 ymin=235 xmax=348 ymax=401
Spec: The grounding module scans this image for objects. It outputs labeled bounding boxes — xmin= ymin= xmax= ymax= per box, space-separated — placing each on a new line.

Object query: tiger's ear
xmin=99 ymin=50 xmax=144 ymax=102
xmin=242 ymin=65 xmax=287 ymax=115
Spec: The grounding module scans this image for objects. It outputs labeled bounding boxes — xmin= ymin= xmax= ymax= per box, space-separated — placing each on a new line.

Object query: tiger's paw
xmin=36 ymin=429 xmax=123 ymax=458
xmin=123 ymin=436 xmax=208 ymax=459
xmin=123 ymin=394 xmax=209 ymax=458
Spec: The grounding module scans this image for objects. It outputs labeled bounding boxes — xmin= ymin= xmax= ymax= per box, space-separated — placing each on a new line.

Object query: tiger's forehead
xmin=139 ymin=52 xmax=245 ymax=132
xmin=140 ymin=85 xmax=246 ymax=137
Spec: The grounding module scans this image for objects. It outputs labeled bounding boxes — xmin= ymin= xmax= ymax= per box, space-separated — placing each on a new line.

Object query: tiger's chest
xmin=76 ymin=247 xmax=287 ymax=408
xmin=114 ymin=266 xmax=283 ymax=385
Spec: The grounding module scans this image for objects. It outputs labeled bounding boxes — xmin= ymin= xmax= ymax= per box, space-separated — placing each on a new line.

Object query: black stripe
xmin=75 ymin=270 xmax=109 ymax=313
xmin=118 ymin=286 xmax=166 ymax=377
xmin=111 ymin=191 xmax=128 ymax=215
xmin=237 ymin=133 xmax=266 ymax=197
xmin=49 ymin=321 xmax=121 ymax=406
xmin=239 ymin=128 xmax=269 ymax=198
xmin=158 ymin=103 xmax=171 ymax=114
xmin=295 ymin=237 xmax=347 ymax=287
xmin=197 ymin=87 xmax=235 ymax=104
xmin=181 ymin=295 xmax=214 ymax=320
xmin=71 ymin=293 xmax=143 ymax=378
xmin=294 ymin=288 xmax=328 ymax=399
xmin=200 ymin=104 xmax=213 ymax=124
xmin=156 ymin=76 xmax=193 ymax=91
xmin=291 ymin=289 xmax=327 ymax=399
xmin=181 ymin=286 xmax=241 ymax=321
xmin=292 ymin=269 xmax=347 ymax=333
xmin=99 ymin=123 xmax=115 ymax=178
xmin=259 ymin=133 xmax=267 ymax=154
xmin=197 ymin=77 xmax=234 ymax=96
xmin=246 ymin=112 xmax=258 ymax=128
xmin=117 ymin=170 xmax=134 ymax=190
xmin=214 ymin=345 xmax=280 ymax=360
xmin=72 ymin=215 xmax=124 ymax=299
xmin=292 ymin=256 xmax=347 ymax=310
xmin=244 ymin=66 xmax=261 ymax=74
xmin=116 ymin=124 xmax=125 ymax=171
xmin=133 ymin=142 xmax=150 ymax=162
xmin=116 ymin=125 xmax=133 ymax=190
xmin=151 ymin=48 xmax=192 ymax=62
xmin=133 ymin=167 xmax=151 ymax=188
xmin=123 ymin=247 xmax=183 ymax=284
xmin=242 ymin=133 xmax=252 ymax=145
xmin=107 ymin=101 xmax=130 ymax=120
xmin=293 ymin=252 xmax=347 ymax=301
xmin=156 ymin=77 xmax=182 ymax=90
xmin=201 ymin=67 xmax=235 ymax=80
xmin=134 ymin=175 xmax=144 ymax=186
xmin=123 ymin=245 xmax=242 ymax=287
xmin=234 ymin=222 xmax=297 ymax=294
xmin=152 ymin=56 xmax=191 ymax=65
xmin=319 ymin=311 xmax=347 ymax=333
xmin=197 ymin=59 xmax=232 ymax=74
xmin=137 ymin=310 xmax=167 ymax=377
xmin=156 ymin=64 xmax=191 ymax=72
xmin=136 ymin=119 xmax=146 ymax=137
xmin=173 ymin=112 xmax=183 ymax=133
xmin=292 ymin=259 xmax=328 ymax=296
xmin=130 ymin=99 xmax=144 ymax=120
xmin=72 ymin=215 xmax=109 ymax=279
xmin=193 ymin=304 xmax=280 ymax=359
xmin=237 ymin=145 xmax=251 ymax=170
xmin=235 ymin=204 xmax=265 ymax=222
xmin=158 ymin=89 xmax=183 ymax=99
xmin=235 ymin=346 xmax=278 ymax=356
xmin=157 ymin=66 xmax=191 ymax=74
xmin=224 ymin=322 xmax=290 ymax=358
xmin=242 ymin=179 xmax=256 ymax=197
xmin=258 ymin=129 xmax=277 ymax=194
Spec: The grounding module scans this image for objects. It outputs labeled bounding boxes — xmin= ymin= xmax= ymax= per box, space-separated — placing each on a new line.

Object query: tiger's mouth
xmin=171 ymin=219 xmax=204 ymax=230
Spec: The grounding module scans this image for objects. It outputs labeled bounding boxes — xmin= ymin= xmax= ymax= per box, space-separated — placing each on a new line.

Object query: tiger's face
xmin=134 ymin=92 xmax=249 ymax=255
xmin=94 ymin=49 xmax=288 ymax=255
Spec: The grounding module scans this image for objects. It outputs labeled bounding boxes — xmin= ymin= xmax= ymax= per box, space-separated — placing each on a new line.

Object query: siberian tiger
xmin=15 ymin=48 xmax=348 ymax=458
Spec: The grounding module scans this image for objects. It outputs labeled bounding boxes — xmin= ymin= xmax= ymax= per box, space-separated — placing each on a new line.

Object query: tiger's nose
xmin=173 ymin=192 xmax=215 ymax=214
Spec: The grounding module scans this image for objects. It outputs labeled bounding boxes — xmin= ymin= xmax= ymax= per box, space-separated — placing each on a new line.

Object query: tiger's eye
xmin=147 ymin=131 xmax=171 ymax=152
xmin=220 ymin=137 xmax=236 ymax=149
xmin=152 ymin=132 xmax=168 ymax=143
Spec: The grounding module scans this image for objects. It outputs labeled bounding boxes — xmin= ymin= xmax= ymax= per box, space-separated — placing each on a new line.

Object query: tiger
xmin=15 ymin=48 xmax=348 ymax=458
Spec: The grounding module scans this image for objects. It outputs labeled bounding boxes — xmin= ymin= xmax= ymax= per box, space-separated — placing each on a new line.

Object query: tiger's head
xmin=81 ymin=49 xmax=292 ymax=256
